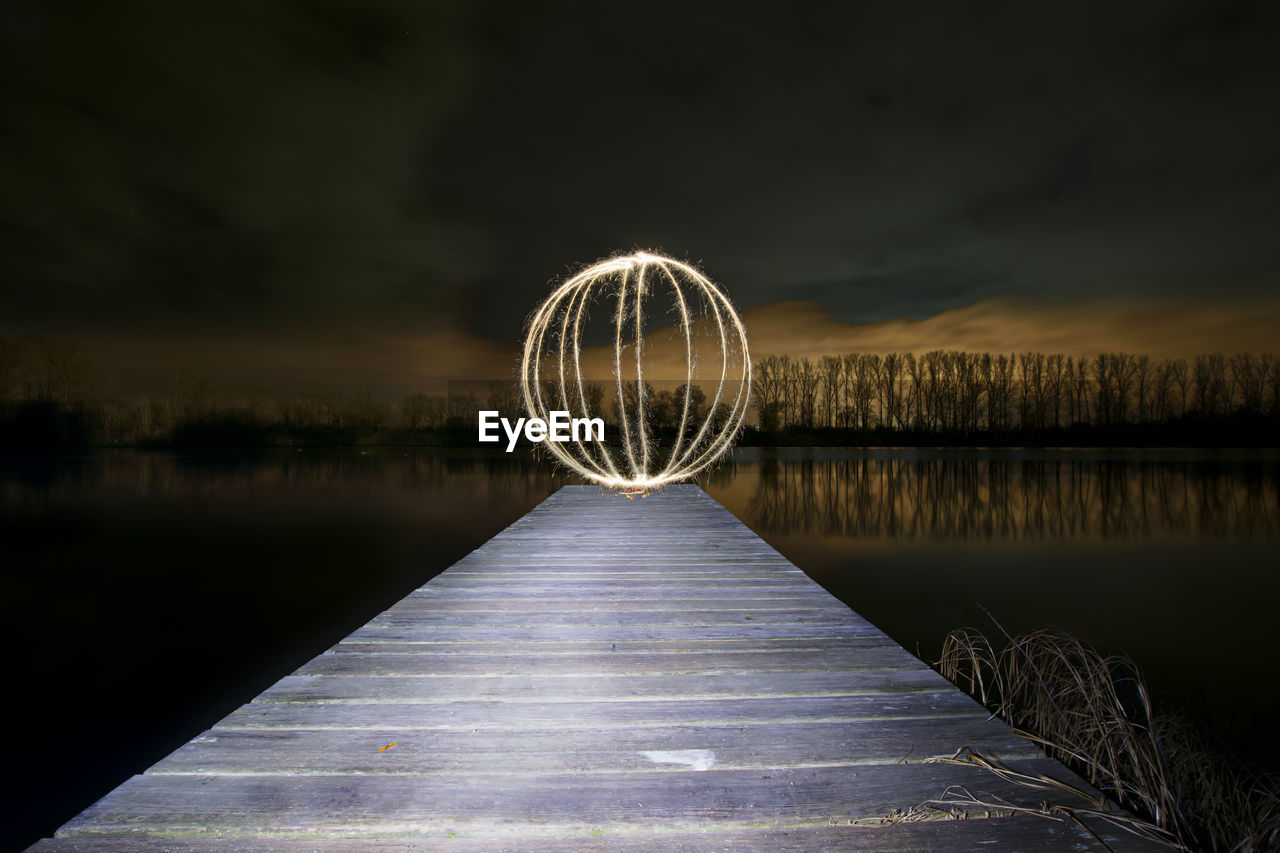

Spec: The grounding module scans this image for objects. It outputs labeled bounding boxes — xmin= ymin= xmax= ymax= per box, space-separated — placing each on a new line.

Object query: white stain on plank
xmin=638 ymin=749 xmax=716 ymax=771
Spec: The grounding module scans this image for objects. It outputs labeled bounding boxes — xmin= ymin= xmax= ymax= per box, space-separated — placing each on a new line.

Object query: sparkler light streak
xmin=521 ymin=252 xmax=752 ymax=490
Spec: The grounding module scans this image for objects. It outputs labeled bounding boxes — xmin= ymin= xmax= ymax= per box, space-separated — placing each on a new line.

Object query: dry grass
xmin=936 ymin=626 xmax=1280 ymax=852
xmin=845 ymin=746 xmax=1180 ymax=850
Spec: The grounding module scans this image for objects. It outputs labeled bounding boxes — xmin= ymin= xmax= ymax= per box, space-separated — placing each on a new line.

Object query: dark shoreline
xmin=2 ymin=410 xmax=1277 ymax=458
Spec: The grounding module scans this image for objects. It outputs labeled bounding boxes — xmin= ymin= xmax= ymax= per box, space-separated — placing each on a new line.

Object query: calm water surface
xmin=704 ymin=449 xmax=1280 ymax=758
xmin=3 ymin=446 xmax=1278 ymax=847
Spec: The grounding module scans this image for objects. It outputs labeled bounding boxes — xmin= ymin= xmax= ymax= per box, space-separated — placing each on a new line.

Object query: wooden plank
xmin=41 ymin=484 xmax=1156 ymax=851
xmin=253 ymin=669 xmax=957 ymax=704
xmin=438 ymin=562 xmax=807 ymax=570
xmin=345 ymin=617 xmax=885 ymax=637
xmin=146 ymin=718 xmax=1042 ymax=776
xmin=55 ymin=761 xmax=1117 ymax=833
xmin=330 ymin=636 xmax=892 ymax=654
xmin=31 ymin=819 xmax=1173 ymax=851
xmin=292 ymin=647 xmax=924 ymax=677
xmin=364 ymin=610 xmax=861 ymax=628
xmin=394 ymin=594 xmax=845 ymax=609
xmin=219 ymin=693 xmax=990 ymax=731
xmin=439 ymin=563 xmax=807 ymax=571
xmin=417 ymin=581 xmax=824 ymax=594
xmin=55 ymin=760 xmax=1161 ymax=852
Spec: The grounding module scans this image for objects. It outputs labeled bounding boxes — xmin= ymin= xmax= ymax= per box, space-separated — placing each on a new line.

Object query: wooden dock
xmin=34 ymin=485 xmax=1163 ymax=851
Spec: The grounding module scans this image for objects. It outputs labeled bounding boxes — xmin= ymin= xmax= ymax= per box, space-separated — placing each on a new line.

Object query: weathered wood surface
xmin=39 ymin=485 xmax=1163 ymax=851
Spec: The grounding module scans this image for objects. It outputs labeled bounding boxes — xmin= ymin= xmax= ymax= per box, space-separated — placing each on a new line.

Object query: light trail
xmin=520 ymin=252 xmax=751 ymax=490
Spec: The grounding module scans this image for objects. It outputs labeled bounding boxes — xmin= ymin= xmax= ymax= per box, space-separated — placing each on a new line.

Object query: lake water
xmin=4 ymin=446 xmax=1278 ymax=848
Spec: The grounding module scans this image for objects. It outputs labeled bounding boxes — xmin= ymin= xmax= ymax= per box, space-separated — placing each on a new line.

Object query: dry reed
xmin=936 ymin=626 xmax=1280 ymax=851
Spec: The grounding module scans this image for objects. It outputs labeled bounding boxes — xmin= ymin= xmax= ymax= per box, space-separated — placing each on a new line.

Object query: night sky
xmin=4 ymin=1 xmax=1279 ymax=396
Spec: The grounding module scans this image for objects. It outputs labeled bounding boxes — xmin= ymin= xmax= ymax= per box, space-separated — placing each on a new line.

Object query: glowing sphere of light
xmin=521 ymin=252 xmax=751 ymax=489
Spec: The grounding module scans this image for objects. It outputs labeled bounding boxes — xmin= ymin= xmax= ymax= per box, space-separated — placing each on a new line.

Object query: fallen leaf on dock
xmin=379 ymin=742 xmax=398 ymax=752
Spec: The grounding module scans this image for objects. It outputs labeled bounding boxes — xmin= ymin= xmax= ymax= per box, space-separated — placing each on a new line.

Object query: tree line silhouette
xmin=749 ymin=351 xmax=1278 ymax=443
xmin=2 ymin=337 xmax=1277 ymax=452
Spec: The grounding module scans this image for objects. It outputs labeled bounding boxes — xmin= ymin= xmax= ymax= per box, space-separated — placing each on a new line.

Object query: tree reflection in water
xmin=706 ymin=450 xmax=1279 ymax=541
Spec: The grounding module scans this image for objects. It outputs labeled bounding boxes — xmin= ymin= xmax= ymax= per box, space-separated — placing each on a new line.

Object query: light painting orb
xmin=521 ymin=252 xmax=751 ymax=490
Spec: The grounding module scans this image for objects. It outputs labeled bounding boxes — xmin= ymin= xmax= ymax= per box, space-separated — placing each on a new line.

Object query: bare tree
xmin=1067 ymin=356 xmax=1092 ymax=425
xmin=673 ymin=382 xmax=706 ymax=428
xmin=172 ymin=373 xmax=220 ymax=422
xmin=1019 ymin=352 xmax=1049 ymax=430
xmin=838 ymin=354 xmax=857 ymax=428
xmin=1151 ymin=359 xmax=1174 ymax=422
xmin=751 ymin=355 xmax=785 ymax=430
xmin=986 ymin=354 xmax=1016 ymax=431
xmin=879 ymin=353 xmax=905 ymax=429
xmin=1229 ymin=353 xmax=1266 ymax=413
xmin=649 ymin=389 xmax=678 ymax=430
xmin=906 ymin=348 xmax=926 ymax=427
xmin=486 ymin=380 xmax=520 ymax=419
xmin=795 ymin=357 xmax=820 ymax=429
xmin=1170 ymin=358 xmax=1190 ymax=418
xmin=401 ymin=393 xmax=430 ymax=429
xmin=1045 ymin=353 xmax=1065 ymax=427
xmin=956 ymin=351 xmax=983 ymax=432
xmin=1264 ymin=354 xmax=1280 ymax=415
xmin=1112 ymin=353 xmax=1136 ymax=424
xmin=1132 ymin=355 xmax=1152 ymax=423
xmin=1092 ymin=354 xmax=1114 ymax=425
xmin=864 ymin=354 xmax=884 ymax=428
xmin=849 ymin=354 xmax=876 ymax=429
xmin=819 ymin=355 xmax=843 ymax=428
xmin=1192 ymin=354 xmax=1228 ymax=416
xmin=2 ymin=337 xmax=100 ymax=405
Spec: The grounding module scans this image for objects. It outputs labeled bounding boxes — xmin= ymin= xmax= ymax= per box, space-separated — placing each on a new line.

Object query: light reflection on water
xmin=703 ymin=448 xmax=1280 ymax=541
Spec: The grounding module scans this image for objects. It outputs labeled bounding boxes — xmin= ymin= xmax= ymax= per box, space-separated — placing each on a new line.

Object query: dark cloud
xmin=418 ymin=1 xmax=1280 ymax=334
xmin=2 ymin=1 xmax=1278 ymax=385
xmin=0 ymin=1 xmax=483 ymax=333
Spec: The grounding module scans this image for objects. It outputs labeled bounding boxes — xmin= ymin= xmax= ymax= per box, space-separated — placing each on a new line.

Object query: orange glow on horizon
xmin=63 ymin=292 xmax=1280 ymax=399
